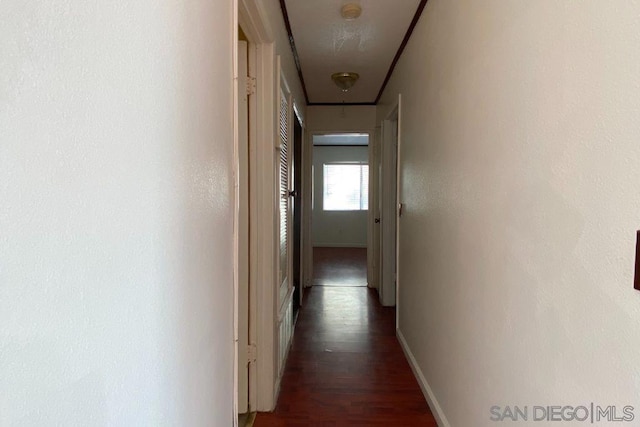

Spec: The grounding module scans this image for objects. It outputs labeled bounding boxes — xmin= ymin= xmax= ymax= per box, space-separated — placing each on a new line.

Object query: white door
xmin=276 ymin=84 xmax=295 ymax=377
xmin=380 ymin=102 xmax=400 ymax=308
xmin=278 ymin=89 xmax=293 ymax=308
xmin=301 ymin=128 xmax=314 ymax=290
xmin=369 ymin=129 xmax=382 ymax=290
xmin=237 ymin=40 xmax=250 ymax=415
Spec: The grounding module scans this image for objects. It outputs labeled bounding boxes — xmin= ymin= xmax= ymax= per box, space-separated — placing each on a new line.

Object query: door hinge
xmin=247 ymin=344 xmax=257 ymax=364
xmin=246 ymin=77 xmax=256 ymax=96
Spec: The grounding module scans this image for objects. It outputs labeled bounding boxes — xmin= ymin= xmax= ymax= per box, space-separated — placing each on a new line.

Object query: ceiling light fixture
xmin=341 ymin=3 xmax=362 ymax=20
xmin=331 ymin=72 xmax=360 ymax=92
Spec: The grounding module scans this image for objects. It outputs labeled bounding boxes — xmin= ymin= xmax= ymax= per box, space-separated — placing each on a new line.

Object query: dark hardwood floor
xmin=313 ymin=247 xmax=368 ymax=287
xmin=255 ymin=248 xmax=437 ymax=426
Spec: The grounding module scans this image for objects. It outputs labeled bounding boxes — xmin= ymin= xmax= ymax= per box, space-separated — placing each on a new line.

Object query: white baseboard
xmin=397 ymin=328 xmax=451 ymax=427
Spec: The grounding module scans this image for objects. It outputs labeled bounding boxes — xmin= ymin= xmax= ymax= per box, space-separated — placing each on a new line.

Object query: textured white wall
xmin=379 ymin=1 xmax=640 ymax=426
xmin=312 ymin=146 xmax=369 ymax=248
xmin=307 ymin=105 xmax=376 ymax=132
xmin=0 ymin=1 xmax=235 ymax=425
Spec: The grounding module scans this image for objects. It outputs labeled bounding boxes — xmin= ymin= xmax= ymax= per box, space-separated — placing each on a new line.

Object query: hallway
xmin=255 ymin=249 xmax=437 ymax=426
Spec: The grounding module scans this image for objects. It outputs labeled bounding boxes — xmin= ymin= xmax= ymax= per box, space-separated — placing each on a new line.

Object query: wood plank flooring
xmin=255 ymin=248 xmax=437 ymax=426
xmin=313 ymin=247 xmax=368 ymax=287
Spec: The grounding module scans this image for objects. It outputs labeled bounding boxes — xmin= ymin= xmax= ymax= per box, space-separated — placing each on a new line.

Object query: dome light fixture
xmin=331 ymin=72 xmax=360 ymax=92
xmin=341 ymin=3 xmax=362 ymax=20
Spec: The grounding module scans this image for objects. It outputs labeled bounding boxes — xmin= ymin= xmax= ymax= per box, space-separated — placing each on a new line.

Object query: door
xmin=237 ymin=39 xmax=250 ymax=414
xmin=380 ymin=107 xmax=399 ymax=308
xmin=292 ymin=115 xmax=303 ymax=317
xmin=277 ymin=88 xmax=293 ymax=310
xmin=369 ymin=128 xmax=382 ymax=290
xmin=276 ymin=82 xmax=295 ymax=377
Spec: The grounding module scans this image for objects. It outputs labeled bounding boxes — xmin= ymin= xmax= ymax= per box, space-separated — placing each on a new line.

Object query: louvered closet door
xmin=278 ymin=90 xmax=292 ymax=305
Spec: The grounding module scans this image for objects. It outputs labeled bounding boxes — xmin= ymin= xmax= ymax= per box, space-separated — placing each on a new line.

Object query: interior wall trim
xmin=278 ymin=0 xmax=310 ymax=104
xmin=374 ymin=0 xmax=428 ymax=104
xmin=397 ymin=329 xmax=451 ymax=427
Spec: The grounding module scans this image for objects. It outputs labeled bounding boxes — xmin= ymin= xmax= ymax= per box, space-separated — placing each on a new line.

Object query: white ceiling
xmin=284 ymin=0 xmax=422 ymax=104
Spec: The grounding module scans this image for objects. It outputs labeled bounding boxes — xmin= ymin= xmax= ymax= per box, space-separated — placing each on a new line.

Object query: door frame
xmin=236 ymin=37 xmax=250 ymax=415
xmin=237 ymin=0 xmax=279 ymax=413
xmin=304 ymin=130 xmax=374 ymax=286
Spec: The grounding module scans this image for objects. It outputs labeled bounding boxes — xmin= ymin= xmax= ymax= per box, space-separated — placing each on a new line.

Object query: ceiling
xmin=281 ymin=0 xmax=426 ymax=105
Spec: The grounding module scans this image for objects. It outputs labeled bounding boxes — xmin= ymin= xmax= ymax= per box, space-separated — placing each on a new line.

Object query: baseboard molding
xmin=312 ymin=243 xmax=367 ymax=248
xmin=397 ymin=329 xmax=451 ymax=427
xmin=272 ymin=375 xmax=281 ymax=412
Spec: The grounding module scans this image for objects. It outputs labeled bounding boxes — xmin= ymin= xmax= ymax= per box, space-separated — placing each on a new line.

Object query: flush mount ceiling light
xmin=340 ymin=3 xmax=362 ymax=20
xmin=331 ymin=72 xmax=360 ymax=92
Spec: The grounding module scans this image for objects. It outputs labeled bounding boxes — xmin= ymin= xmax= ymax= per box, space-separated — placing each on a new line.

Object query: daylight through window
xmin=323 ymin=163 xmax=368 ymax=211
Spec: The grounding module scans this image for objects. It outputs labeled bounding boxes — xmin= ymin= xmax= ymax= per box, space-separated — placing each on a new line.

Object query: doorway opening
xmin=311 ymin=133 xmax=370 ymax=288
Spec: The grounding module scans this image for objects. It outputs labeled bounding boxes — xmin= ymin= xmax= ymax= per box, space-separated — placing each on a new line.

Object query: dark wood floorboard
xmin=313 ymin=247 xmax=368 ymax=287
xmin=255 ymin=249 xmax=436 ymax=426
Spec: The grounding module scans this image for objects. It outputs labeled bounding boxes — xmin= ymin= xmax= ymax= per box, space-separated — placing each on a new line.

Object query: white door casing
xmin=394 ymin=94 xmax=402 ymax=328
xmin=237 ymin=1 xmax=306 ymax=411
xmin=238 ymin=0 xmax=278 ymax=412
xmin=237 ymin=39 xmax=250 ymax=415
xmin=245 ymin=40 xmax=259 ymax=413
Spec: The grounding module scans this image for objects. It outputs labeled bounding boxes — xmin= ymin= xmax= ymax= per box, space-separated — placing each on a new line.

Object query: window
xmin=323 ymin=163 xmax=368 ymax=211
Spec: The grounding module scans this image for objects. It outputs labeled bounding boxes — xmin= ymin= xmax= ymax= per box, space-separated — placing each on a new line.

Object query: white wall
xmin=0 ymin=1 xmax=235 ymax=425
xmin=307 ymin=105 xmax=376 ymax=132
xmin=379 ymin=1 xmax=640 ymax=426
xmin=312 ymin=146 xmax=369 ymax=248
